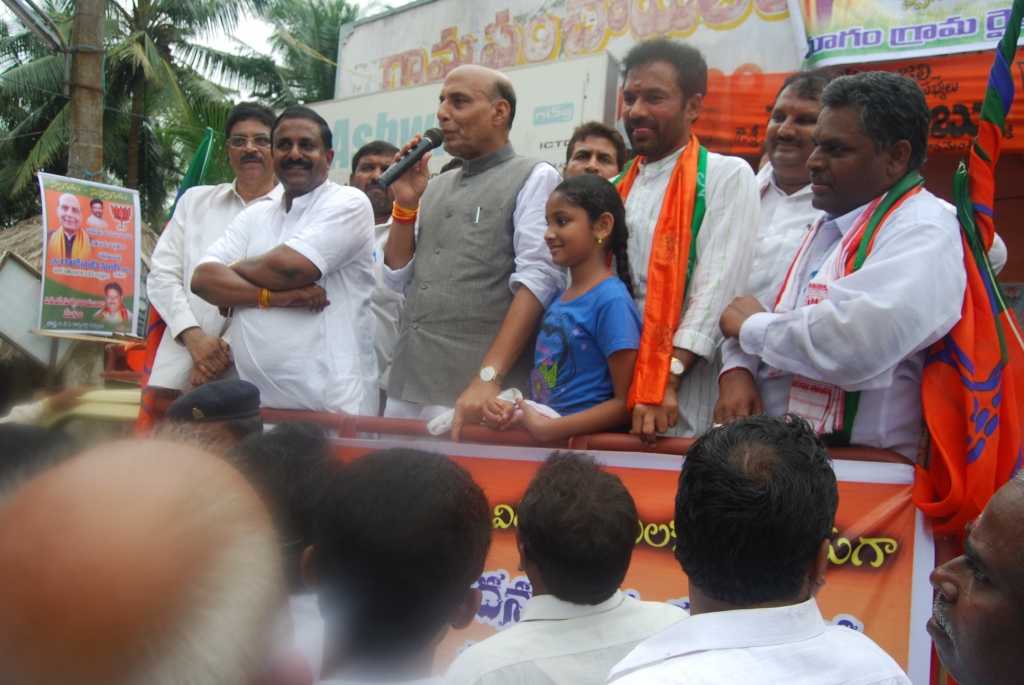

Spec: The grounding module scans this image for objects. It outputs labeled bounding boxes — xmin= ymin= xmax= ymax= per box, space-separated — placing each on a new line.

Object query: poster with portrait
xmin=37 ymin=173 xmax=141 ymax=336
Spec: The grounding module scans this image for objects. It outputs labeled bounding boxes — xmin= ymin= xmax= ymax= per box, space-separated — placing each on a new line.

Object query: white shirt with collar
xmin=748 ymin=162 xmax=821 ymax=302
xmin=445 ymin=591 xmax=684 ymax=685
xmin=147 ymin=180 xmax=283 ymax=391
xmin=625 ymin=145 xmax=760 ymax=437
xmin=721 ymin=188 xmax=966 ymax=459
xmin=199 ymin=180 xmax=379 ymax=416
xmin=608 ymin=598 xmax=910 ymax=685
xmin=381 ymin=162 xmax=565 ymax=307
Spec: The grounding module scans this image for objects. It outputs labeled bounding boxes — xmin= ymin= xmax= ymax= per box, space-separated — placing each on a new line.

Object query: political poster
xmin=788 ymin=0 xmax=1024 ymax=68
xmin=332 ymin=438 xmax=934 ymax=684
xmin=37 ymin=173 xmax=141 ymax=336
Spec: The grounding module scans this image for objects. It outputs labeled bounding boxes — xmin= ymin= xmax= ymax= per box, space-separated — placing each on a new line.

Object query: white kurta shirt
xmin=147 ymin=181 xmax=283 ymax=390
xmin=625 ymin=146 xmax=759 ymax=437
xmin=372 ymin=219 xmax=404 ymax=391
xmin=721 ymin=188 xmax=966 ymax=459
xmin=747 ymin=162 xmax=820 ymax=301
xmin=445 ymin=591 xmax=684 ymax=685
xmin=199 ymin=180 xmax=379 ymax=416
xmin=608 ymin=598 xmax=910 ymax=684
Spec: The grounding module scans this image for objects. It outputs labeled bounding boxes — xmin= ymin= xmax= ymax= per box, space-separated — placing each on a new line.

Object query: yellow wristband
xmin=391 ymin=201 xmax=419 ymax=225
xmin=259 ymin=288 xmax=272 ymax=309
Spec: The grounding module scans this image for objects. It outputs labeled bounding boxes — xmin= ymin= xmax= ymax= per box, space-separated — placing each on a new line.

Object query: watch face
xmin=480 ymin=366 xmax=496 ymax=382
xmin=670 ymin=358 xmax=685 ymax=376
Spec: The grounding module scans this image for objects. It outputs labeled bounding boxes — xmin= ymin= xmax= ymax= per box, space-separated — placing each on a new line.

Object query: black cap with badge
xmin=167 ymin=380 xmax=261 ymax=424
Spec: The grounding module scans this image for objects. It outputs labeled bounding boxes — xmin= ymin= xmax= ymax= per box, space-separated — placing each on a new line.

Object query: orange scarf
xmin=47 ymin=226 xmax=92 ymax=260
xmin=615 ymin=136 xmax=706 ymax=411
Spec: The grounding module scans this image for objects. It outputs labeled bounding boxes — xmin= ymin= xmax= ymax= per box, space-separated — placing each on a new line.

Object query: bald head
xmin=437 ymin=65 xmax=516 ymax=159
xmin=56 ymin=193 xmax=82 ymax=233
xmin=0 ymin=440 xmax=285 ymax=685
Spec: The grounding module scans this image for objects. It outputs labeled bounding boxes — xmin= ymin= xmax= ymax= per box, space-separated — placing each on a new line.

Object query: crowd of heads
xmin=0 ymin=401 xmax=1020 ymax=684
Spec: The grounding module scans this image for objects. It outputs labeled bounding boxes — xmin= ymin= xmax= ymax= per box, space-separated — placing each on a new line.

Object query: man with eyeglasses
xmin=148 ymin=102 xmax=283 ymax=392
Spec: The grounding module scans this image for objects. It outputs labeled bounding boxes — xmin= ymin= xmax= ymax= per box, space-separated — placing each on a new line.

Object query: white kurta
xmin=721 ymin=188 xmax=966 ymax=459
xmin=747 ymin=162 xmax=820 ymax=302
xmin=199 ymin=180 xmax=379 ymax=416
xmin=608 ymin=598 xmax=910 ymax=684
xmin=371 ymin=218 xmax=404 ymax=391
xmin=445 ymin=592 xmax=684 ymax=685
xmin=147 ymin=181 xmax=283 ymax=391
xmin=625 ymin=146 xmax=760 ymax=437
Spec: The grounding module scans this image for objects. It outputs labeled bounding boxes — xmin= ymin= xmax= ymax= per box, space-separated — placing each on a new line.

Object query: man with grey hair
xmin=0 ymin=440 xmax=301 ymax=685
xmin=929 ymin=471 xmax=1024 ymax=685
xmin=383 ymin=64 xmax=564 ymax=440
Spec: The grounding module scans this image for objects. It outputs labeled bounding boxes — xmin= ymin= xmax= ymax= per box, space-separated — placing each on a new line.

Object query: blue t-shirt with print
xmin=530 ymin=276 xmax=642 ymax=416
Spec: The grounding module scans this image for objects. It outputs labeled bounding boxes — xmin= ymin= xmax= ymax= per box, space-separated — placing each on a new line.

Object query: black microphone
xmin=376 ymin=128 xmax=444 ymax=189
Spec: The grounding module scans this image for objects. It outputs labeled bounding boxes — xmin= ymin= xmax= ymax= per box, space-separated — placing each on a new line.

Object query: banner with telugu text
xmin=788 ymin=0 xmax=1024 ymax=68
xmin=332 ymin=439 xmax=935 ymax=684
xmin=37 ymin=173 xmax=141 ymax=336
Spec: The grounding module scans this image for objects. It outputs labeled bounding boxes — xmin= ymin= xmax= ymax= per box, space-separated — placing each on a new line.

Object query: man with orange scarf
xmin=47 ymin=193 xmax=92 ymax=261
xmin=718 ymin=72 xmax=967 ymax=461
xmin=617 ymin=40 xmax=759 ymax=445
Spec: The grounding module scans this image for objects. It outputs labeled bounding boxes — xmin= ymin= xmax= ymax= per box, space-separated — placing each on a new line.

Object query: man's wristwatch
xmin=479 ymin=366 xmax=503 ymax=384
xmin=669 ymin=357 xmax=685 ymax=377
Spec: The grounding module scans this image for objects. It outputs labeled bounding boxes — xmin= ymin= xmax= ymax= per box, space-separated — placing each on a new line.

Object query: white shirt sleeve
xmin=198 ymin=206 xmax=255 ymax=267
xmin=285 ymin=191 xmax=374 ymax=276
xmin=381 ymin=214 xmax=419 ymax=296
xmin=674 ymin=156 xmax=760 ymax=360
xmin=147 ymin=190 xmax=200 ymax=339
xmin=509 ymin=163 xmax=566 ymax=308
xmin=738 ymin=208 xmax=966 ymax=391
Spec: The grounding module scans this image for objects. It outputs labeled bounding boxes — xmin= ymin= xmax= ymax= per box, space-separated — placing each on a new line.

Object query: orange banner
xmin=333 ymin=440 xmax=935 ymax=683
xmin=693 ymin=51 xmax=1024 ymax=156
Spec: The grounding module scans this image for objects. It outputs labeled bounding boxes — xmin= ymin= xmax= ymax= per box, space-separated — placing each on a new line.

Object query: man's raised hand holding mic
xmin=380 ymin=64 xmax=565 ymax=441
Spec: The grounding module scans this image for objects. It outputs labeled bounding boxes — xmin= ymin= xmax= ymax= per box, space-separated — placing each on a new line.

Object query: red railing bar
xmin=260 ymin=408 xmax=907 ymax=463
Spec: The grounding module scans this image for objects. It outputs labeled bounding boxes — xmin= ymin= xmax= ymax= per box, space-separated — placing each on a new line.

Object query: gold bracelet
xmin=228 ymin=260 xmax=240 ymax=268
xmin=259 ymin=288 xmax=272 ymax=309
xmin=391 ymin=201 xmax=419 ymax=225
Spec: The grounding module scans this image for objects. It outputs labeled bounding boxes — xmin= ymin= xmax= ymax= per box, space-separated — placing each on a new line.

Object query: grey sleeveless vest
xmin=388 ymin=143 xmax=544 ymax=406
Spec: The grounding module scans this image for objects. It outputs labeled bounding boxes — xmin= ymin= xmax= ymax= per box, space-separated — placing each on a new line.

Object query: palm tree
xmin=0 ymin=0 xmax=284 ymax=227
xmin=0 ymin=3 xmax=73 ymax=227
xmin=262 ymin=0 xmax=358 ymax=105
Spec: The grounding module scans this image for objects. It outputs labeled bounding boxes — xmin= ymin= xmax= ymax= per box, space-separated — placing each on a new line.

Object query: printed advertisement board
xmin=336 ymin=0 xmax=800 ymax=99
xmin=788 ymin=0 xmax=1024 ymax=68
xmin=333 ymin=439 xmax=935 ymax=684
xmin=37 ymin=173 xmax=141 ymax=336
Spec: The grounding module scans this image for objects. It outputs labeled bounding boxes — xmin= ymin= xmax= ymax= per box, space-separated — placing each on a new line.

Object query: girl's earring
xmin=596 ymin=234 xmax=603 ymax=244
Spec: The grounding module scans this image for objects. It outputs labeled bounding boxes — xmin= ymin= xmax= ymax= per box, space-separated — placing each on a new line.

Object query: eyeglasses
xmin=227 ymin=135 xmax=272 ymax=149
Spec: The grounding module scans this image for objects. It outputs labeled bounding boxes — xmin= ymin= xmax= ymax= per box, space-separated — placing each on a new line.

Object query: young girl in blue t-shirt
xmin=483 ymin=173 xmax=642 ymax=440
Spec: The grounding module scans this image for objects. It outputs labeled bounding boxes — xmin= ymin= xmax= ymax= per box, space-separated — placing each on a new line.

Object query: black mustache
xmin=626 ymin=119 xmax=657 ymax=130
xmin=282 ymin=159 xmax=312 ymax=170
xmin=774 ymin=135 xmax=802 ymax=146
xmin=241 ymin=153 xmax=264 ymax=163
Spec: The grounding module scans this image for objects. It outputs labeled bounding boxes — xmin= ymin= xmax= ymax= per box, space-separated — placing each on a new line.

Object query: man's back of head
xmin=0 ymin=423 xmax=76 ymax=504
xmin=518 ymin=451 xmax=637 ymax=605
xmin=0 ymin=439 xmax=285 ymax=685
xmin=313 ymin=448 xmax=491 ymax=673
xmin=675 ymin=414 xmax=838 ymax=607
xmin=228 ymin=420 xmax=334 ymax=594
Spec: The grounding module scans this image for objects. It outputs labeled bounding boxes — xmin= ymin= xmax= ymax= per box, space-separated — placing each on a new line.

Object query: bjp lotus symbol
xmin=110 ymin=204 xmax=132 ymax=232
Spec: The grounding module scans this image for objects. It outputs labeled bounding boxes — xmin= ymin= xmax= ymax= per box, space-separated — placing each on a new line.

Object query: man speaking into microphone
xmin=382 ymin=65 xmax=564 ymax=439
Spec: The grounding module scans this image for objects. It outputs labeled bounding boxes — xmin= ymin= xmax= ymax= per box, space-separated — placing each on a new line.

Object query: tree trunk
xmin=125 ymin=75 xmax=145 ymax=189
xmin=67 ymin=0 xmax=105 ymax=181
